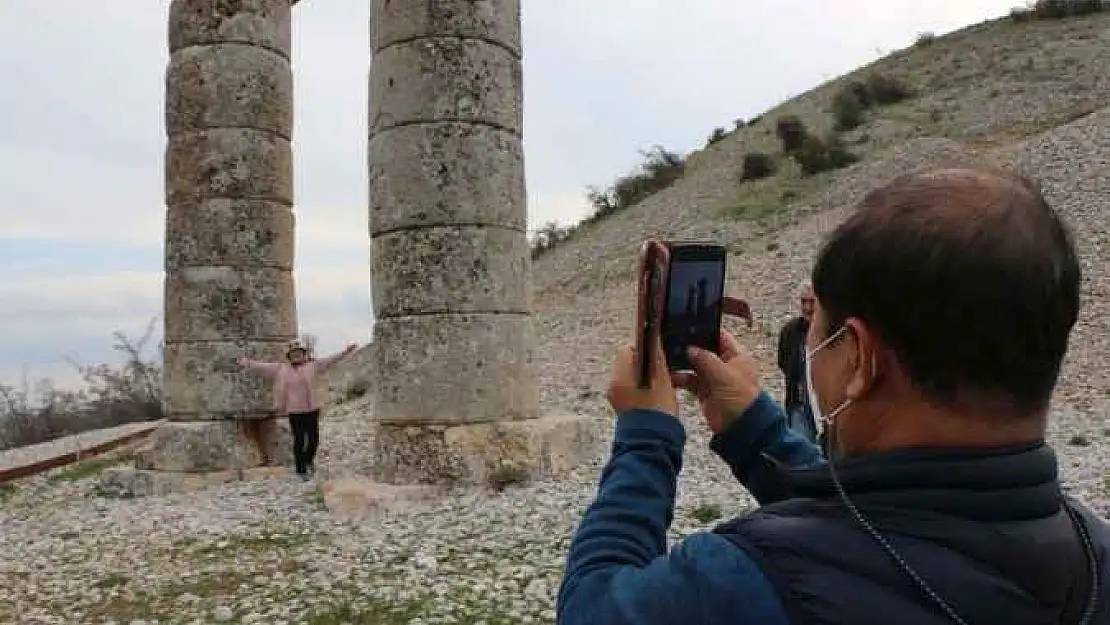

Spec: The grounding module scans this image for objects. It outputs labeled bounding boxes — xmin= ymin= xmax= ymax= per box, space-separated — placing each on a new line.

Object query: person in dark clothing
xmin=557 ymin=168 xmax=1108 ymax=625
xmin=777 ymin=282 xmax=819 ymax=444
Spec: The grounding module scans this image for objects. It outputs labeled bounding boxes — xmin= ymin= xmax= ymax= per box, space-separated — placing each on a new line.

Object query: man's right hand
xmin=672 ymin=330 xmax=762 ymax=434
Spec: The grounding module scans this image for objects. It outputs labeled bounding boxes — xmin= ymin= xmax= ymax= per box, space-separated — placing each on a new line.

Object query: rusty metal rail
xmin=0 ymin=421 xmax=162 ymax=485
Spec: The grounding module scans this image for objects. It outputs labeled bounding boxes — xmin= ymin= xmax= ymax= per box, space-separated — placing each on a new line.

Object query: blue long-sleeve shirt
xmin=557 ymin=392 xmax=826 ymax=624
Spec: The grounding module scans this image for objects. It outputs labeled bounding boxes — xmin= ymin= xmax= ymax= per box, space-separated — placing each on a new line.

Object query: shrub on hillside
xmin=831 ymin=88 xmax=866 ymax=131
xmin=915 ymin=32 xmax=936 ymax=46
xmin=864 ymin=72 xmax=913 ymax=105
xmin=531 ymin=221 xmax=575 ymax=258
xmin=1030 ymin=0 xmax=1106 ymax=18
xmin=741 ymin=152 xmax=776 ymax=181
xmin=706 ymin=127 xmax=728 ymax=147
xmin=585 ymin=146 xmax=686 ymax=222
xmin=0 ymin=320 xmax=163 ymax=451
xmin=792 ymin=134 xmax=860 ymax=176
xmin=775 ymin=116 xmax=808 ymax=153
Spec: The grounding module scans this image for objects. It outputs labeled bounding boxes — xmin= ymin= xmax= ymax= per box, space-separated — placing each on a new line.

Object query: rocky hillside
xmin=530 ymin=10 xmax=1110 ymax=421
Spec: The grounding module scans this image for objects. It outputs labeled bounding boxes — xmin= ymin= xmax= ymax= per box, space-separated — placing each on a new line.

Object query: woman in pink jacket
xmin=236 ymin=339 xmax=358 ymax=479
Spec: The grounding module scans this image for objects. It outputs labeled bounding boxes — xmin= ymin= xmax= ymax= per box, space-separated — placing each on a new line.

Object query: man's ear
xmin=843 ymin=317 xmax=878 ymax=400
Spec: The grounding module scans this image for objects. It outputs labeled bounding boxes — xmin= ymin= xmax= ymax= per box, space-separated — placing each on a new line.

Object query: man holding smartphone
xmin=557 ymin=168 xmax=1107 ymax=625
xmin=777 ymin=282 xmax=819 ymax=444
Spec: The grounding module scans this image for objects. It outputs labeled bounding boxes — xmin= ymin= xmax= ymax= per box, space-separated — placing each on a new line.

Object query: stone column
xmin=368 ymin=0 xmax=598 ymax=487
xmin=134 ymin=0 xmax=300 ymax=479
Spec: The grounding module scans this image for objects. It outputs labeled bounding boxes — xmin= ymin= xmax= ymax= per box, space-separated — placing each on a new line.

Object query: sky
xmin=0 ymin=0 xmax=1021 ymax=390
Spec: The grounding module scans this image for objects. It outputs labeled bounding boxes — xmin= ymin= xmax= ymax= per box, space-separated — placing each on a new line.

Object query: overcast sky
xmin=0 ymin=0 xmax=1018 ymax=390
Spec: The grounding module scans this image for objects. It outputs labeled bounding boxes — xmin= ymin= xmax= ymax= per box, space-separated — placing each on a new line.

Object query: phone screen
xmin=661 ymin=248 xmax=726 ymax=371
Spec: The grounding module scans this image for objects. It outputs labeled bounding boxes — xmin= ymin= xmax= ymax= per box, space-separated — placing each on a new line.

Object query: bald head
xmin=811 ymin=166 xmax=1080 ymax=416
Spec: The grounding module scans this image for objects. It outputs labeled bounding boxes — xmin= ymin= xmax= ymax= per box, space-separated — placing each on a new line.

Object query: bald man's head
xmin=811 ymin=167 xmax=1080 ymax=416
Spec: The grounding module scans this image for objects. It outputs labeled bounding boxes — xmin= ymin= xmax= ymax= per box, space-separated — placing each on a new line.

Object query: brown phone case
xmin=635 ymin=239 xmax=670 ymax=388
xmin=635 ymin=239 xmax=754 ymax=388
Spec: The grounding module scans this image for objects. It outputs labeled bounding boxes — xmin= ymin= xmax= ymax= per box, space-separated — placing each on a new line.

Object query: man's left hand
xmin=607 ymin=339 xmax=679 ymax=416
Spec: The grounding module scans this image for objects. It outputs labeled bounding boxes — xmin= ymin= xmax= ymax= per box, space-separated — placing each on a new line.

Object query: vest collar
xmin=770 ymin=441 xmax=1062 ymax=521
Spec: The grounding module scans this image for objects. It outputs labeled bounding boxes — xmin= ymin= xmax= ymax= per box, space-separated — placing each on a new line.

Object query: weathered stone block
xmin=368 ymin=122 xmax=525 ymax=233
xmin=167 ymin=44 xmax=292 ymax=137
xmin=370 ymin=0 xmax=520 ymax=56
xmin=372 ymin=314 xmax=539 ymax=425
xmin=164 ymin=340 xmax=292 ymax=419
xmin=371 ymin=226 xmax=530 ymax=316
xmin=98 ymin=466 xmax=290 ymax=498
xmin=165 ymin=266 xmax=295 ymax=341
xmin=368 ymin=38 xmax=521 ymax=134
xmin=133 ymin=421 xmax=264 ymax=472
xmin=165 ymin=199 xmax=294 ymax=270
xmin=166 ymin=128 xmax=292 ymax=206
xmin=372 ymin=413 xmax=603 ymax=486
xmin=169 ymin=0 xmax=293 ymax=57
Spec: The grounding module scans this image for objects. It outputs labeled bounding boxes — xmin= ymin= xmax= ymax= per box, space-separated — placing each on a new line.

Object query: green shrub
xmin=741 ymin=152 xmax=776 ymax=180
xmin=775 ymin=116 xmax=808 ymax=153
xmin=706 ymin=127 xmax=728 ymax=147
xmin=915 ymin=32 xmax=936 ymax=46
xmin=831 ymin=88 xmax=866 ymax=131
xmin=864 ymin=72 xmax=913 ymax=105
xmin=792 ymin=134 xmax=860 ymax=176
xmin=530 ymin=221 xmax=575 ymax=258
xmin=1011 ymin=7 xmax=1034 ymax=20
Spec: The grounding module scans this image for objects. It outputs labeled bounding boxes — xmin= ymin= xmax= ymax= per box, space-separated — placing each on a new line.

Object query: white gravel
xmin=3 ymin=13 xmax=1110 ymax=625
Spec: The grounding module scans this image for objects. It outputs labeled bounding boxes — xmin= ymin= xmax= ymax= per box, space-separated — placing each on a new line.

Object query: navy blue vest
xmin=714 ymin=444 xmax=1109 ymax=625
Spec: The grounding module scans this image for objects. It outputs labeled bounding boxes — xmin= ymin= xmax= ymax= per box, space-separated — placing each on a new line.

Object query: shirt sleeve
xmin=709 ymin=392 xmax=826 ymax=505
xmin=240 ymin=359 xmax=281 ymax=379
xmin=556 ymin=409 xmax=789 ymax=625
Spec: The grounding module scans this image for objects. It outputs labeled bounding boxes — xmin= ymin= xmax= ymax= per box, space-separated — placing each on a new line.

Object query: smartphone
xmin=660 ymin=242 xmax=727 ymax=372
xmin=635 ymin=240 xmax=670 ymax=388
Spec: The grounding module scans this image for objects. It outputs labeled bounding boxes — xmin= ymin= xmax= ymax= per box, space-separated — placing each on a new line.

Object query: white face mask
xmin=804 ymin=326 xmax=853 ymax=431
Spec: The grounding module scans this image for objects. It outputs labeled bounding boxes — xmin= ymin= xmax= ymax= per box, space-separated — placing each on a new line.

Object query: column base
xmin=133 ymin=418 xmax=291 ymax=473
xmin=372 ymin=412 xmax=603 ymax=488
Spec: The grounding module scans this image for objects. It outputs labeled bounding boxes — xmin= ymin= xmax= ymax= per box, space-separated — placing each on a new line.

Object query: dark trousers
xmin=288 ymin=410 xmax=320 ymax=474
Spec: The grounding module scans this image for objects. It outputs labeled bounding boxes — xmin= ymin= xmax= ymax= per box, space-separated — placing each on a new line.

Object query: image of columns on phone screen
xmin=663 ymin=257 xmax=725 ymax=371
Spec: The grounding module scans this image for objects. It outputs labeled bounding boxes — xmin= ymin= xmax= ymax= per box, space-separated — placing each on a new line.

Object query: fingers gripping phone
xmin=636 ymin=240 xmax=729 ymax=386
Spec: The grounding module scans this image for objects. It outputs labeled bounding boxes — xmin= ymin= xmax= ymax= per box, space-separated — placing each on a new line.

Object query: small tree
xmin=706 ymin=127 xmax=728 ymax=147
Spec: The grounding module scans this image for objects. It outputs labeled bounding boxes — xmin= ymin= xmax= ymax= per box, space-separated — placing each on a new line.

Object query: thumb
xmin=687 ymin=346 xmax=729 ymax=382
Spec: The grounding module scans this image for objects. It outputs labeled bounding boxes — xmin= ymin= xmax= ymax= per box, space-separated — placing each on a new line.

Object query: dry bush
xmin=530 ymin=221 xmax=576 ymax=259
xmin=0 ymin=319 xmax=163 ymax=451
xmin=775 ymin=116 xmax=808 ymax=153
xmin=706 ymin=127 xmax=728 ymax=147
xmin=741 ymin=152 xmax=776 ymax=181
xmin=792 ymin=134 xmax=860 ymax=176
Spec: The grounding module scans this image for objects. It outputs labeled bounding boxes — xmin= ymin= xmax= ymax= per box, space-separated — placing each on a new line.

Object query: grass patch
xmin=46 ymin=457 xmax=119 ymax=483
xmin=726 ymin=174 xmax=824 ymax=221
xmin=94 ymin=573 xmax=130 ymax=590
xmin=689 ymin=503 xmax=724 ymax=524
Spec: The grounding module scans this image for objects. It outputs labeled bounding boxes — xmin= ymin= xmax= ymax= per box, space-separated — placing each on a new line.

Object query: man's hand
xmin=607 ymin=337 xmax=679 ymax=416
xmin=235 ymin=356 xmax=249 ymax=368
xmin=671 ymin=330 xmax=762 ymax=434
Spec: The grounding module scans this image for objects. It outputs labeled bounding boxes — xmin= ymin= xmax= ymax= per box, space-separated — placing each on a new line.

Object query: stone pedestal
xmin=371 ymin=413 xmax=602 ymax=488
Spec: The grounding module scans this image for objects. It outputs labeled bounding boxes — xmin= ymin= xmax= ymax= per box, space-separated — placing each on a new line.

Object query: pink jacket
xmin=241 ymin=351 xmax=348 ymax=415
